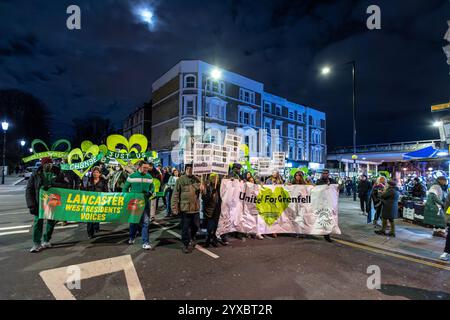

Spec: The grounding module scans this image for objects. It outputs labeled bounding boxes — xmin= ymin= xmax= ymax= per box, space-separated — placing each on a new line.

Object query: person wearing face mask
xmin=26 ymin=158 xmax=68 ymax=253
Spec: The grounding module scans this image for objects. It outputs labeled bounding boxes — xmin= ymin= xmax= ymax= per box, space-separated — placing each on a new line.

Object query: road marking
xmin=39 ymin=255 xmax=145 ymax=300
xmin=0 ymin=225 xmax=31 ymax=231
xmin=0 ymin=211 xmax=30 ymax=216
xmin=152 ymin=221 xmax=220 ymax=259
xmin=335 ymin=239 xmax=450 ymax=271
xmin=54 ymin=224 xmax=79 ymax=230
xmin=0 ymin=230 xmax=29 ymax=236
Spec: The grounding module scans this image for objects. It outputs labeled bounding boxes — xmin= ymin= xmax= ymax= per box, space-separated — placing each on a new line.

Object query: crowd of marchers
xmin=25 ymin=158 xmax=450 ymax=261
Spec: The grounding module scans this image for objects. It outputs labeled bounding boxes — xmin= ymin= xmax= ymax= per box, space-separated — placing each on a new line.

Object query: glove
xmin=29 ymin=206 xmax=38 ymax=216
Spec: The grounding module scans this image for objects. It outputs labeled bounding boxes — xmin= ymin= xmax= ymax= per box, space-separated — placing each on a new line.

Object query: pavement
xmin=0 ymin=184 xmax=449 ymax=300
xmin=335 ymin=197 xmax=447 ymax=262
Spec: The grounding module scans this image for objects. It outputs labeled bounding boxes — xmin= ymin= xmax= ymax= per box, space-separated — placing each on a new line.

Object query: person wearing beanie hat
xmin=26 ymin=157 xmax=68 ymax=253
xmin=375 ymin=180 xmax=400 ymax=237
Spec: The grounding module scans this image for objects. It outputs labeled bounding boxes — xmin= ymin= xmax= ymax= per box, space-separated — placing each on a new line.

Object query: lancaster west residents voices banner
xmin=39 ymin=188 xmax=147 ymax=223
xmin=217 ymin=180 xmax=341 ymax=236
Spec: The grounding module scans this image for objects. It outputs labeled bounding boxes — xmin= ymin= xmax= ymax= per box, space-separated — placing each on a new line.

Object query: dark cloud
xmin=0 ymin=0 xmax=449 ymax=146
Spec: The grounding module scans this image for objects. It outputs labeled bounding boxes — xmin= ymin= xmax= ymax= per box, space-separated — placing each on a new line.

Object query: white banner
xmin=217 ymin=179 xmax=341 ymax=236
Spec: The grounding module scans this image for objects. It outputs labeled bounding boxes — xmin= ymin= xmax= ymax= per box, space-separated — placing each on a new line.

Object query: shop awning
xmin=403 ymin=146 xmax=439 ymax=160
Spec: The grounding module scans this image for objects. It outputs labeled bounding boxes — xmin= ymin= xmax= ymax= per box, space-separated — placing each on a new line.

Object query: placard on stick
xmin=257 ymin=157 xmax=273 ymax=177
xmin=193 ymin=143 xmax=212 ymax=175
xmin=272 ymin=152 xmax=286 ymax=171
xmin=211 ymin=144 xmax=230 ymax=175
xmin=224 ymin=133 xmax=242 ymax=163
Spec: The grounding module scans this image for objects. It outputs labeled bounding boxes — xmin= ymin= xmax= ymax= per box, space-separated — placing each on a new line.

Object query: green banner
xmin=23 ymin=151 xmax=69 ymax=163
xmin=39 ymin=188 xmax=146 ymax=223
xmin=61 ymin=153 xmax=104 ymax=170
xmin=106 ymin=150 xmax=153 ymax=160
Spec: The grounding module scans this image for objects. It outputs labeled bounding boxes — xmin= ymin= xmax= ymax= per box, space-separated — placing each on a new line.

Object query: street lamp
xmin=321 ymin=61 xmax=357 ymax=201
xmin=203 ymin=68 xmax=222 ymax=142
xmin=1 ymin=121 xmax=9 ymax=185
xmin=20 ymin=140 xmax=25 ymax=147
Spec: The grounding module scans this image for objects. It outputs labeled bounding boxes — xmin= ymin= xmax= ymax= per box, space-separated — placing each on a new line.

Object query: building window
xmin=264 ymin=118 xmax=272 ymax=132
xmin=184 ymin=74 xmax=196 ymax=88
xmin=239 ymin=88 xmax=255 ymax=104
xmin=288 ymin=125 xmax=295 ymax=138
xmin=288 ymin=110 xmax=294 ymax=120
xmin=206 ymin=98 xmax=226 ymax=120
xmin=288 ymin=143 xmax=294 ymax=159
xmin=275 ymin=121 xmax=282 ymax=136
xmin=275 ymin=105 xmax=282 ymax=116
xmin=297 ymin=127 xmax=303 ymax=140
xmin=238 ymin=106 xmax=256 ymax=126
xmin=297 ymin=113 xmax=303 ymax=122
xmin=183 ymin=96 xmax=196 ymax=115
xmin=264 ymin=102 xmax=271 ymax=113
xmin=207 ymin=79 xmax=225 ymax=95
xmin=297 ymin=144 xmax=303 ymax=160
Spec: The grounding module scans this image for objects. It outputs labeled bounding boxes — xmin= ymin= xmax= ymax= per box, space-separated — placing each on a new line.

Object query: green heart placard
xmin=22 ymin=139 xmax=72 ymax=163
xmin=106 ymin=134 xmax=149 ymax=165
xmin=62 ymin=141 xmax=101 ymax=178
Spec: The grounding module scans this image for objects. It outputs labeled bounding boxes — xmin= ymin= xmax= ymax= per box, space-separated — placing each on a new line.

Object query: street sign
xmin=431 ymin=102 xmax=450 ymax=112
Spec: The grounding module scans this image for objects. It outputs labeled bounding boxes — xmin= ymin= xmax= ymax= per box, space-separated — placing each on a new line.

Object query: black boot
xmin=324 ymin=235 xmax=333 ymax=243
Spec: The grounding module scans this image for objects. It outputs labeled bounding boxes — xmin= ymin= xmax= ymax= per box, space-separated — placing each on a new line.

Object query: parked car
xmin=24 ymin=164 xmax=40 ymax=179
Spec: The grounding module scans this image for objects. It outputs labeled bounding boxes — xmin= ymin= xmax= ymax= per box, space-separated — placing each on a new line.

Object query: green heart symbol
xmin=67 ymin=141 xmax=100 ymax=178
xmin=256 ymin=187 xmax=290 ymax=226
xmin=106 ymin=134 xmax=148 ymax=165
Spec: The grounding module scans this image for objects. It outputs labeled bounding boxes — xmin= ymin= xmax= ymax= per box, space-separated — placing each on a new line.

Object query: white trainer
xmin=440 ymin=252 xmax=449 ymax=261
xmin=128 ymin=239 xmax=135 ymax=245
xmin=30 ymin=245 xmax=43 ymax=253
xmin=41 ymin=242 xmax=52 ymax=249
xmin=142 ymin=243 xmax=153 ymax=250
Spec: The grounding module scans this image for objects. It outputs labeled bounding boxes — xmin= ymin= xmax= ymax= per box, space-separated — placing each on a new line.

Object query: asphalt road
xmin=0 ymin=183 xmax=449 ymax=300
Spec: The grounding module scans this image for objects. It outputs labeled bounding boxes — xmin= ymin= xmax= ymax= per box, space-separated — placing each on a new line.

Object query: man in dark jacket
xmin=171 ymin=164 xmax=204 ymax=253
xmin=411 ymin=178 xmax=426 ymax=199
xmin=26 ymin=157 xmax=68 ymax=253
xmin=357 ymin=175 xmax=373 ymax=221
xmin=202 ymin=173 xmax=221 ymax=247
xmin=375 ymin=180 xmax=400 ymax=237
xmin=315 ymin=170 xmax=336 ymax=186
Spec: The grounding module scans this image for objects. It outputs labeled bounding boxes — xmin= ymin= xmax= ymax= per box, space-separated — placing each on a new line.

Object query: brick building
xmin=151 ymin=60 xmax=326 ymax=168
xmin=123 ymin=101 xmax=152 ymax=139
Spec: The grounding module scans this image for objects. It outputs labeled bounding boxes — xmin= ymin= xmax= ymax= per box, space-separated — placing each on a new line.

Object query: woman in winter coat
xmin=424 ymin=176 xmax=447 ymax=238
xmin=84 ymin=166 xmax=108 ymax=239
xmin=375 ymin=180 xmax=400 ymax=237
xmin=371 ymin=176 xmax=387 ymax=227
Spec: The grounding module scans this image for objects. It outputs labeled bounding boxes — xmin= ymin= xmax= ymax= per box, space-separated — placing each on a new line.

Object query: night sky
xmin=0 ymin=0 xmax=449 ymax=148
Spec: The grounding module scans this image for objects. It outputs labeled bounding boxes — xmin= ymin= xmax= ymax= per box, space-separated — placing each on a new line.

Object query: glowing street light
xmin=20 ymin=140 xmax=25 ymax=147
xmin=1 ymin=121 xmax=9 ymax=184
xmin=203 ymin=67 xmax=222 ymax=142
xmin=433 ymin=121 xmax=443 ymax=127
xmin=211 ymin=68 xmax=222 ymax=80
xmin=29 ymin=148 xmax=33 ymax=153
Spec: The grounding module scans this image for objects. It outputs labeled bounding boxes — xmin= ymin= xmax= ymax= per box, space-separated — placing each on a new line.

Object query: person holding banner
xmin=290 ymin=171 xmax=310 ymax=185
xmin=84 ymin=166 xmax=108 ymax=239
xmin=315 ymin=170 xmax=336 ymax=186
xmin=229 ymin=163 xmax=243 ymax=180
xmin=171 ymin=164 xmax=204 ymax=253
xmin=26 ymin=157 xmax=68 ymax=253
xmin=165 ymin=168 xmax=180 ymax=218
xmin=265 ymin=171 xmax=284 ymax=185
xmin=124 ymin=161 xmax=155 ymax=251
xmin=202 ymin=173 xmax=221 ymax=247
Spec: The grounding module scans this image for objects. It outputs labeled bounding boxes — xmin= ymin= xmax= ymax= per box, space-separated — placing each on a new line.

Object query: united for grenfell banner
xmin=217 ymin=179 xmax=341 ymax=236
xmin=38 ymin=188 xmax=146 ymax=223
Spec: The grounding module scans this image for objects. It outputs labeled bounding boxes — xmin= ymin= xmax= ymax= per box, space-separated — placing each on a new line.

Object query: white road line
xmin=152 ymin=221 xmax=220 ymax=259
xmin=0 ymin=225 xmax=31 ymax=231
xmin=54 ymin=224 xmax=79 ymax=230
xmin=39 ymin=255 xmax=145 ymax=300
xmin=0 ymin=230 xmax=29 ymax=236
xmin=0 ymin=211 xmax=29 ymax=216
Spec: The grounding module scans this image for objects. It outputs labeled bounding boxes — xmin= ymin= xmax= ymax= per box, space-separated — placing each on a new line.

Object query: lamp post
xmin=1 ymin=121 xmax=9 ymax=185
xmin=321 ymin=60 xmax=357 ymax=201
xmin=203 ymin=68 xmax=222 ymax=142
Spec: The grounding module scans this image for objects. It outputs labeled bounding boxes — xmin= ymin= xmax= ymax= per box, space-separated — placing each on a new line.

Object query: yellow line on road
xmin=334 ymin=239 xmax=450 ymax=271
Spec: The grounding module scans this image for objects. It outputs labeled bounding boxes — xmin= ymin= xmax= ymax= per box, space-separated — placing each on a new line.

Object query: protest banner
xmin=217 ymin=179 xmax=341 ymax=236
xmin=22 ymin=139 xmax=71 ymax=163
xmin=211 ymin=144 xmax=230 ymax=175
xmin=223 ymin=133 xmax=242 ymax=163
xmin=193 ymin=142 xmax=212 ymax=175
xmin=62 ymin=140 xmax=102 ymax=178
xmin=39 ymin=188 xmax=146 ymax=223
xmin=183 ymin=150 xmax=194 ymax=164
